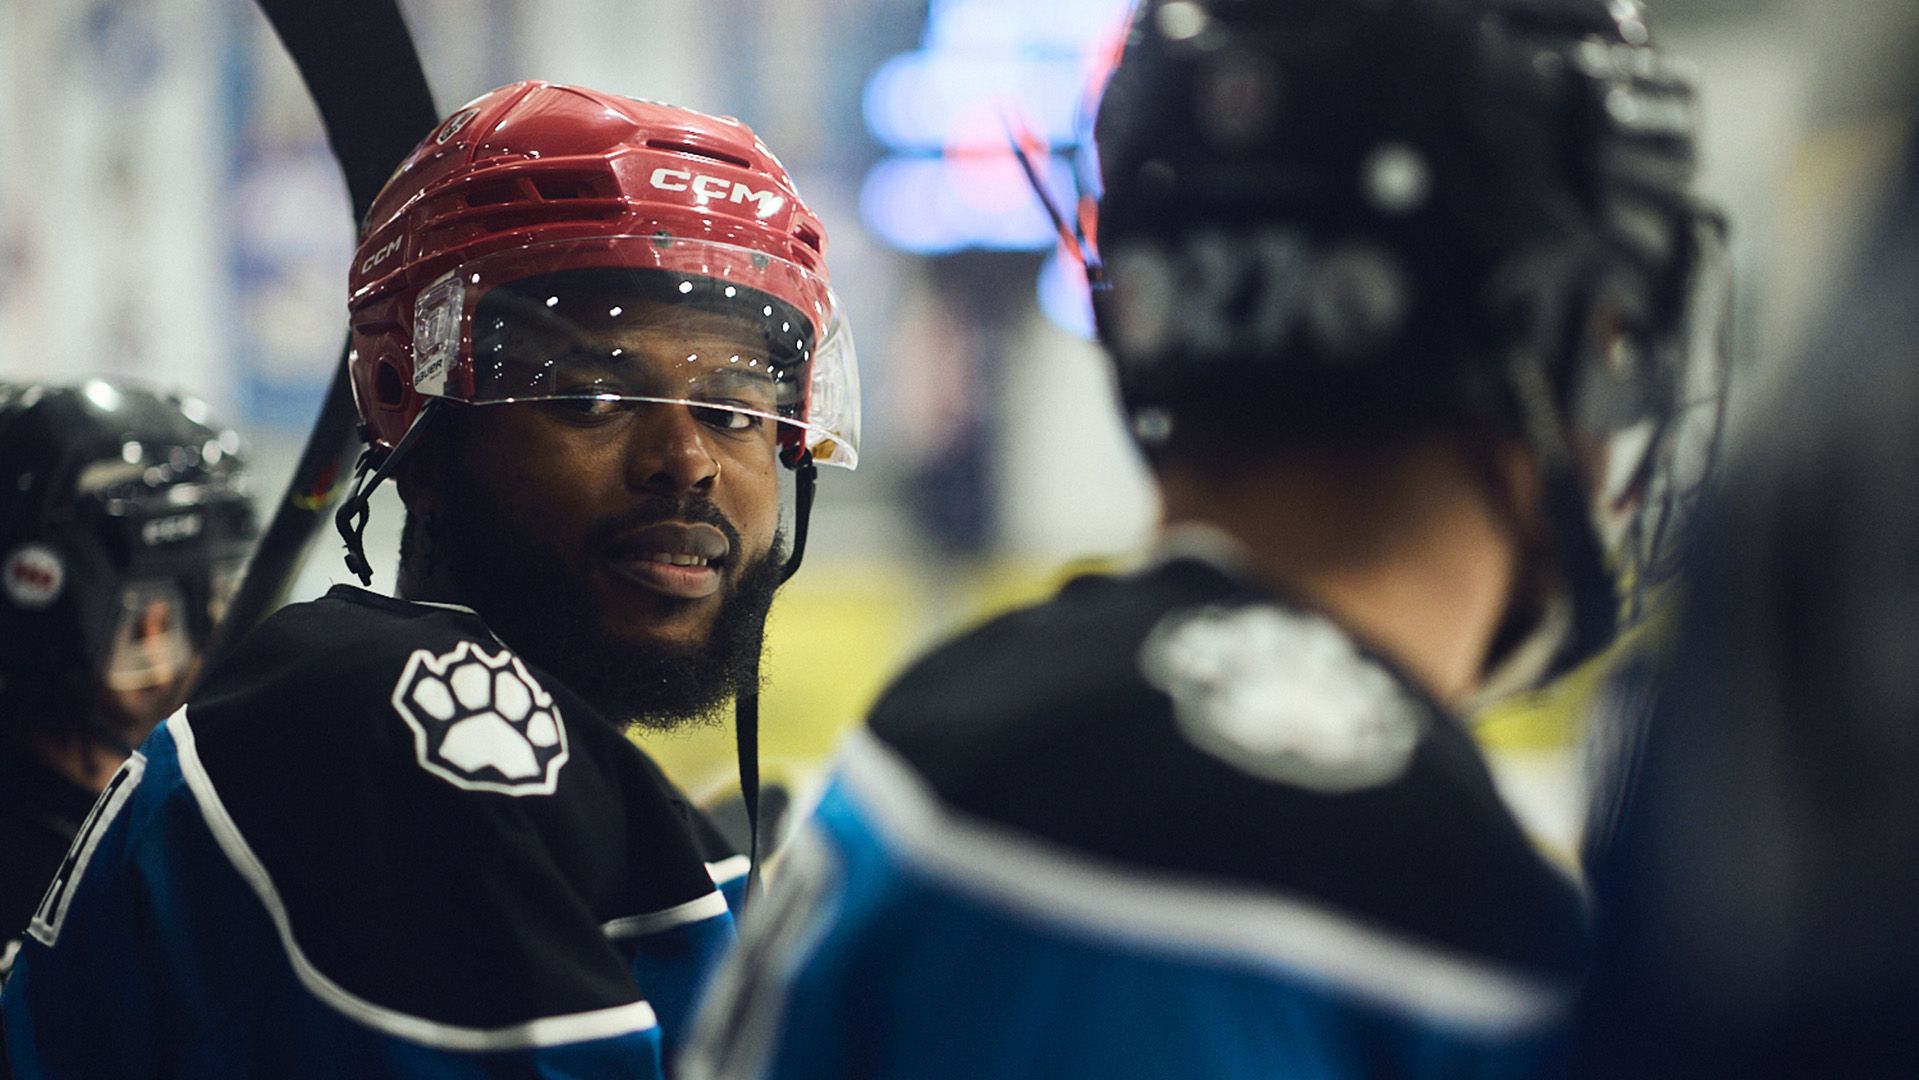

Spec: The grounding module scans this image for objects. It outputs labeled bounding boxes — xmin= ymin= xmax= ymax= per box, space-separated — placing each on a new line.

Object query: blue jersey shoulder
xmin=685 ymin=731 xmax=1576 ymax=1080
xmin=4 ymin=589 xmax=740 ymax=1078
xmin=864 ymin=560 xmax=1586 ymax=973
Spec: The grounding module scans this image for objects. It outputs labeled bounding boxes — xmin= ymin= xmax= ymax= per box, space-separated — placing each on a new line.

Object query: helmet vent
xmin=644 ymin=139 xmax=752 ymax=169
xmin=531 ymin=175 xmax=601 ymax=201
xmin=465 ymin=181 xmax=525 ymax=207
xmin=459 ymin=174 xmax=607 ymax=209
xmin=795 ymin=225 xmax=823 ymax=253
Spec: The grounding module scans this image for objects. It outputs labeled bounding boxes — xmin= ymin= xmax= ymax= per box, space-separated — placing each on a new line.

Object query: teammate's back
xmin=686 ymin=0 xmax=1724 ymax=1074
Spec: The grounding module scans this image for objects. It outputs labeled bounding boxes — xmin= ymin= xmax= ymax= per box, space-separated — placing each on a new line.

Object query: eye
xmin=691 ymin=403 xmax=763 ymax=432
xmin=548 ymin=394 xmax=632 ymax=421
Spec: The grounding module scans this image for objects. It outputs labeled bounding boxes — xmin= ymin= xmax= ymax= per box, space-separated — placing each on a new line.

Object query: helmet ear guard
xmin=372 ymin=357 xmax=410 ymax=409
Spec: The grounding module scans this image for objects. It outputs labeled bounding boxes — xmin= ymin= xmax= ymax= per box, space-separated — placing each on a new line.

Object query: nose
xmin=623 ymin=401 xmax=720 ymax=496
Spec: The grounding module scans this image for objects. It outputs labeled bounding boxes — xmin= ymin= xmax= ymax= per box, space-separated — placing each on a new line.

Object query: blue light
xmin=859 ymin=157 xmax=1062 ymax=254
xmin=924 ymin=0 xmax=1126 ymax=51
xmin=861 ymin=0 xmax=1130 ymax=332
xmin=860 ymin=159 xmax=966 ymax=254
xmin=863 ymin=52 xmax=1092 ymax=151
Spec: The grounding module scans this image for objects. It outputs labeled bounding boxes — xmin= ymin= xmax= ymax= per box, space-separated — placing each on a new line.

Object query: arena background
xmin=3 ymin=0 xmax=1914 ymax=862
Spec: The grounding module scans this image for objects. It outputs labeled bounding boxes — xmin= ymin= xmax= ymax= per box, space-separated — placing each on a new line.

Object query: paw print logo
xmin=390 ymin=641 xmax=569 ymax=795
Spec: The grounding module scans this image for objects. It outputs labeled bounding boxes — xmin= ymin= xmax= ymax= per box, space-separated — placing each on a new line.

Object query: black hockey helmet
xmin=1089 ymin=0 xmax=1729 ymax=680
xmin=0 ymin=380 xmax=256 ymax=744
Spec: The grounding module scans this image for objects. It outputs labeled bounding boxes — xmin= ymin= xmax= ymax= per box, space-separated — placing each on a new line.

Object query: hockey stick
xmin=1001 ymin=110 xmax=1104 ymax=285
xmin=203 ymin=0 xmax=437 ymax=671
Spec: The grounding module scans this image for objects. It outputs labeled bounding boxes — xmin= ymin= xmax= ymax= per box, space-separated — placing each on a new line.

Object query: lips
xmin=606 ymin=522 xmax=732 ymax=600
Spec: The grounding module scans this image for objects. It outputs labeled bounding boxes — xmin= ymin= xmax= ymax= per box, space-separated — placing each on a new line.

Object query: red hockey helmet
xmin=346 ymin=82 xmax=858 ymax=469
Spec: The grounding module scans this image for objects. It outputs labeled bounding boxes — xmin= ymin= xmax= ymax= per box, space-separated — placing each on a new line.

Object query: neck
xmin=396 ymin=559 xmax=459 ymax=606
xmin=1157 ymin=437 xmax=1521 ymax=705
xmin=15 ymin=727 xmax=126 ymax=794
xmin=394 ymin=514 xmax=467 ymax=607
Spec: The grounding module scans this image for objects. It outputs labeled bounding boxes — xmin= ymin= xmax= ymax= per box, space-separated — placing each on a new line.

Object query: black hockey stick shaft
xmin=204 ymin=0 xmax=437 ymax=671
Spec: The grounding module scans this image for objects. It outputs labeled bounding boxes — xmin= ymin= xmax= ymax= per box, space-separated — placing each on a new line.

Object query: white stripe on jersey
xmin=603 ymin=891 xmax=730 ymax=938
xmin=834 ymin=727 xmax=1574 ymax=1034
xmin=170 ymin=710 xmax=660 ymax=1052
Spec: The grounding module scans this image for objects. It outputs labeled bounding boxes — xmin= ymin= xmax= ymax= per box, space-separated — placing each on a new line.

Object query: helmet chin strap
xmin=334 ymin=401 xmax=444 ymax=586
xmin=1495 ymin=353 xmax=1620 ymax=692
xmin=732 ymin=454 xmax=817 ymax=909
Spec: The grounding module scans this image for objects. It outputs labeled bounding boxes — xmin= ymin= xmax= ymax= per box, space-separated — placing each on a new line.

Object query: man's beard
xmin=430 ymin=479 xmax=783 ymax=732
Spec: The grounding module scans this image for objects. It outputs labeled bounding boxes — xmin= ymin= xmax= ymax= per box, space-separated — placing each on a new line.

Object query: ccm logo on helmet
xmin=436 ymin=107 xmax=481 ymax=146
xmin=648 ymin=168 xmax=785 ymax=217
xmin=359 ymin=236 xmax=404 ymax=276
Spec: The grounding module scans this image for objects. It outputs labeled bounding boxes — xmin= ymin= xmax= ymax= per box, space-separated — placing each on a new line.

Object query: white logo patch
xmin=3 ymin=544 xmax=66 ymax=610
xmin=1140 ymin=604 xmax=1422 ymax=793
xmin=391 ymin=641 xmax=568 ymax=795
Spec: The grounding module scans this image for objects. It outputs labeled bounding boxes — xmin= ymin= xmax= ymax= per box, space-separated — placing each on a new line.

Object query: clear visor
xmin=412 ymin=236 xmax=859 ymax=468
xmin=102 ymin=580 xmax=196 ymax=693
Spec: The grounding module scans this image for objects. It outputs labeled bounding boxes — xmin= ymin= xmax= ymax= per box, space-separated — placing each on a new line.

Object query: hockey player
xmin=2 ymin=83 xmax=858 ymax=1078
xmin=0 ymin=380 xmax=255 ymax=981
xmin=682 ymin=1 xmax=1722 ymax=1076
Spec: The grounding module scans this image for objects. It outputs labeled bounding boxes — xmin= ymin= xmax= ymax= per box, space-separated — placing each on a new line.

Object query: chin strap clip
xmin=334 ymin=401 xmax=442 ymax=586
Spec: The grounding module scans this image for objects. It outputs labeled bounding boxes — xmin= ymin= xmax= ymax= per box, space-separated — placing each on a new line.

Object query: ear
xmin=1490 ymin=438 xmax=1542 ymax=535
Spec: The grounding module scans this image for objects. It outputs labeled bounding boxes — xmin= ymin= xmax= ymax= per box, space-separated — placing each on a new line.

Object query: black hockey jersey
xmin=2 ymin=586 xmax=744 ymax=1078
xmin=685 ymin=547 xmax=1588 ymax=1079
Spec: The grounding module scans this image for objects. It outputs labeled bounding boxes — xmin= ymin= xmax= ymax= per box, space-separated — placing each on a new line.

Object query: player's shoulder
xmin=173 ymin=584 xmax=657 ymax=899
xmin=193 ymin=585 xmax=503 ymax=714
xmin=189 ymin=585 xmax=609 ymax=792
xmin=125 ymin=587 xmax=722 ymax=1034
xmin=869 ymin=556 xmax=1243 ymax=760
xmin=868 ymin=552 xmax=1436 ymax=804
xmin=858 ymin=553 xmax=1585 ymax=973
